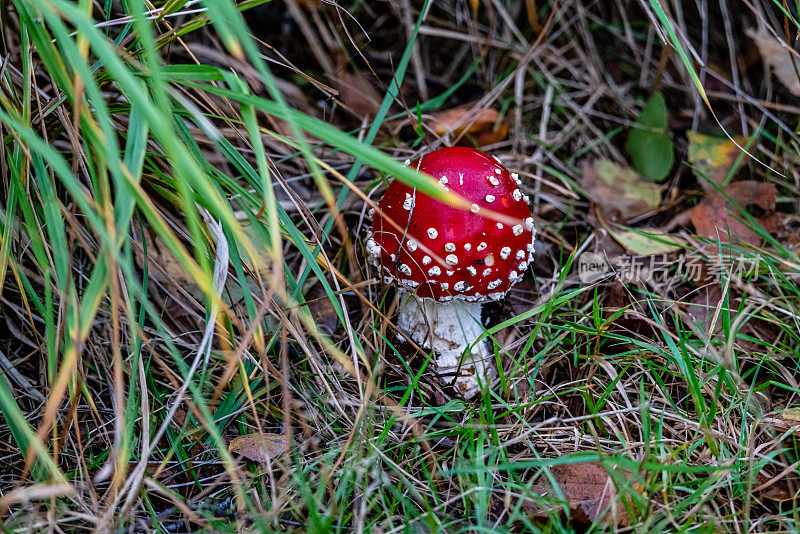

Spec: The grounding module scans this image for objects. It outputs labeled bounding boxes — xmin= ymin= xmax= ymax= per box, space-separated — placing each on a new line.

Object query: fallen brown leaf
xmin=688 ymin=181 xmax=778 ymax=246
xmin=429 ymin=106 xmax=508 ymax=146
xmin=746 ymin=28 xmax=800 ymax=96
xmin=305 ymin=283 xmax=340 ymax=335
xmin=334 ymin=66 xmax=383 ymax=119
xmin=229 ymin=433 xmax=288 ymax=464
xmin=581 ymin=159 xmax=661 ymax=220
xmin=527 ymin=461 xmax=635 ymax=527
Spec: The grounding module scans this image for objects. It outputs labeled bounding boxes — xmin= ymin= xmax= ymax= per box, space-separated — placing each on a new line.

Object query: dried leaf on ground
xmin=429 ymin=107 xmax=508 ymax=146
xmin=608 ymin=226 xmax=686 ymax=256
xmin=229 ymin=433 xmax=288 ymax=463
xmin=687 ymin=131 xmax=748 ymax=191
xmin=746 ymin=28 xmax=800 ymax=96
xmin=686 ymin=284 xmax=723 ymax=329
xmin=528 ymin=462 xmax=635 ymax=526
xmin=770 ymin=407 xmax=800 ymax=433
xmin=305 ymin=283 xmax=340 ymax=335
xmin=581 ymin=159 xmax=661 ymax=220
xmin=688 ymin=181 xmax=779 ymax=245
xmin=134 ymin=226 xmax=204 ymax=303
xmin=754 ymin=470 xmax=799 ymax=502
xmin=334 ymin=56 xmax=383 ymax=119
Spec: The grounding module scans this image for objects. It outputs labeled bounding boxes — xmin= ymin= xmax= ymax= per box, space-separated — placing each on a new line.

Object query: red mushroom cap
xmin=367 ymin=147 xmax=535 ymax=302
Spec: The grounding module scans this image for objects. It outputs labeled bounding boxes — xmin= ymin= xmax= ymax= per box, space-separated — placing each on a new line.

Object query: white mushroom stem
xmin=397 ymin=296 xmax=496 ymax=398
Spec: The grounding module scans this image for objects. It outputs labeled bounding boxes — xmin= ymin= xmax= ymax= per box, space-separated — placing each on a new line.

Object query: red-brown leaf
xmin=527 ymin=461 xmax=635 ymax=526
xmin=688 ymin=181 xmax=778 ymax=245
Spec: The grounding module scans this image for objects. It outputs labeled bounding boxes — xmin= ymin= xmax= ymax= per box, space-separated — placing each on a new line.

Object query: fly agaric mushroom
xmin=366 ymin=147 xmax=535 ymax=397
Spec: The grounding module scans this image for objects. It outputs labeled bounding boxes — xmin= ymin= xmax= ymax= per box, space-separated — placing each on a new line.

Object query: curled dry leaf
xmin=429 ymin=107 xmax=508 ymax=146
xmin=229 ymin=433 xmax=288 ymax=464
xmin=746 ymin=28 xmax=800 ymax=96
xmin=581 ymin=159 xmax=661 ymax=220
xmin=687 ymin=131 xmax=748 ymax=192
xmin=688 ymin=181 xmax=779 ymax=246
xmin=527 ymin=461 xmax=635 ymax=527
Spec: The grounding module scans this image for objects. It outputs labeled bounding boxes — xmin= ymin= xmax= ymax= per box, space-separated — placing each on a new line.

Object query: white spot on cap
xmin=366 ymin=238 xmax=381 ymax=258
xmin=459 ymin=172 xmax=464 ymax=185
xmin=454 ymin=281 xmax=466 ymax=291
xmin=512 ymin=224 xmax=523 ymax=236
xmin=407 ymin=239 xmax=418 ymax=252
xmin=403 ymin=159 xmax=411 ymax=165
xmin=464 ymin=243 xmax=472 ymax=251
xmin=500 ymin=247 xmax=511 ymax=260
xmin=477 ymin=242 xmax=487 ymax=251
xmin=509 ymin=271 xmax=519 ymax=281
xmin=485 ymin=195 xmax=495 ymax=203
xmin=445 ymin=242 xmax=456 ymax=252
xmin=441 ymin=282 xmax=449 ymax=290
xmin=390 ymin=254 xmax=396 ymax=261
xmin=494 ymin=168 xmax=502 ymax=175
xmin=467 ymin=266 xmax=477 ymax=276
xmin=516 ymin=249 xmax=525 ymax=260
xmin=470 ymin=204 xmax=480 ymax=213
xmin=511 ymin=172 xmax=520 ymax=182
xmin=485 ymin=254 xmax=495 ymax=266
xmin=428 ymin=266 xmax=441 ymax=276
xmin=527 ymin=243 xmax=534 ymax=252
xmin=445 ymin=254 xmax=458 ymax=266
xmin=525 ymin=217 xmax=534 ymax=231
xmin=487 ymin=279 xmax=502 ymax=290
xmin=523 ymin=194 xmax=531 ymax=204
xmin=368 ymin=208 xmax=375 ymax=218
xmin=496 ymin=223 xmax=504 ymax=229
xmin=422 ymin=255 xmax=432 ymax=265
xmin=446 ymin=270 xmax=454 ymax=276
xmin=513 ymin=189 xmax=522 ymax=201
xmin=427 ymin=228 xmax=438 ymax=239
xmin=489 ymin=176 xmax=500 ymax=186
xmin=403 ymin=194 xmax=414 ymax=211
xmin=399 ymin=264 xmax=412 ymax=275
xmin=483 ymin=268 xmax=492 ymax=277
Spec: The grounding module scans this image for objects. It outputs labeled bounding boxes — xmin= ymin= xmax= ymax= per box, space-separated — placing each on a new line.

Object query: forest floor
xmin=1 ymin=0 xmax=800 ymax=532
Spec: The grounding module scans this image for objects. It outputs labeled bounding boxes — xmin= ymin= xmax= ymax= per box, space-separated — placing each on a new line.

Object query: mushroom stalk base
xmin=397 ymin=296 xmax=495 ymax=398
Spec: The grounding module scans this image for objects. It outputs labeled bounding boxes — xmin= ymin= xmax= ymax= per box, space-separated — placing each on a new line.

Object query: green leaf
xmin=625 ymin=93 xmax=674 ymax=182
xmin=686 ymin=131 xmax=748 ymax=191
xmin=608 ymin=226 xmax=687 ymax=256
